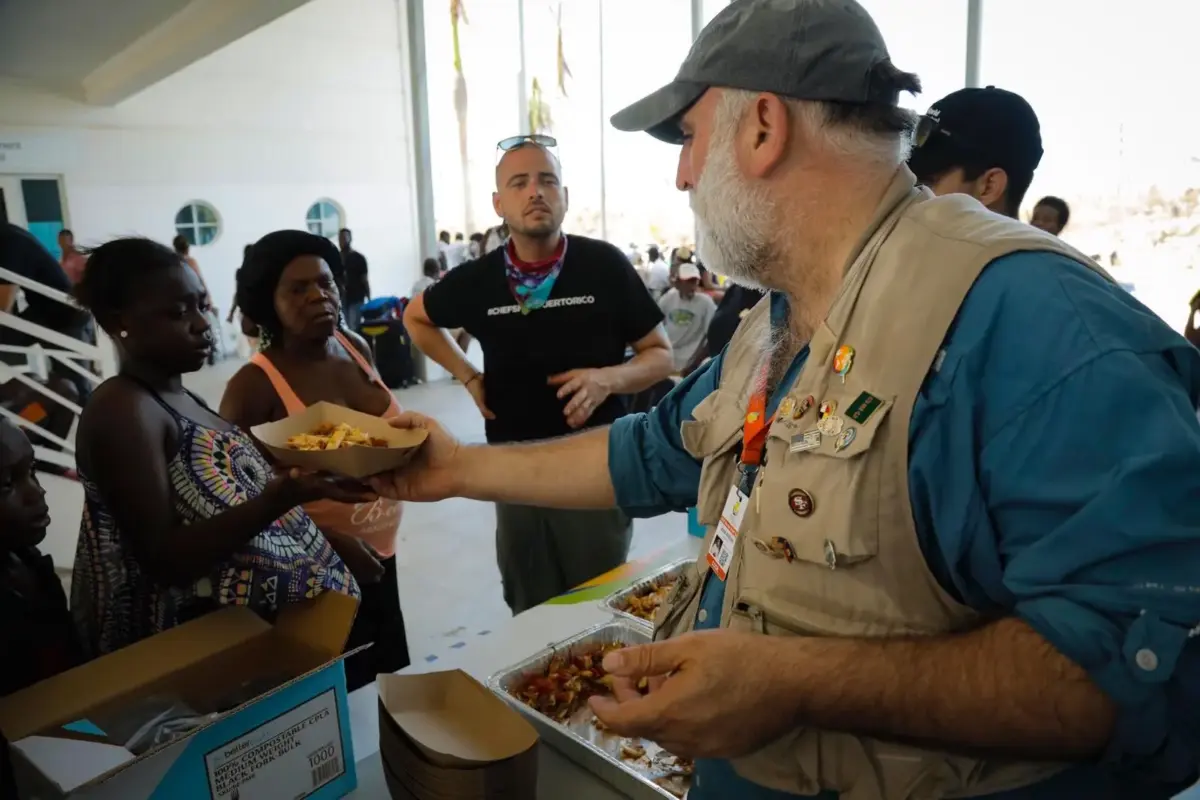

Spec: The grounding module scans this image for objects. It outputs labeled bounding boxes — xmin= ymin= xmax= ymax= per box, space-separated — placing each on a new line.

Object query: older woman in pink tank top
xmin=221 ymin=230 xmax=408 ymax=689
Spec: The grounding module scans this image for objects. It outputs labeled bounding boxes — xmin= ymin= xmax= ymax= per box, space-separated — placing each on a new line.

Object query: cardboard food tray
xmin=486 ymin=621 xmax=692 ymax=800
xmin=376 ymin=670 xmax=538 ymax=798
xmin=253 ymin=401 xmax=428 ymax=479
xmin=378 ymin=721 xmax=536 ymax=799
xmin=599 ymin=558 xmax=692 ymax=632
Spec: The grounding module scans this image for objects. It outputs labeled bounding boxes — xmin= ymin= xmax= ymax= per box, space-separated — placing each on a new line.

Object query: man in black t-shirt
xmin=405 ymin=138 xmax=673 ymax=614
xmin=338 ymin=228 xmax=369 ymax=329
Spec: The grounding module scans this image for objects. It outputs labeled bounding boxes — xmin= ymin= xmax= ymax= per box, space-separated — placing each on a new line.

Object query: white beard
xmin=689 ymin=125 xmax=776 ymax=289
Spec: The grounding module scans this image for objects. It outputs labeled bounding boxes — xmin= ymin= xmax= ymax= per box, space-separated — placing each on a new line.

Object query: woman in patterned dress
xmin=69 ymin=237 xmax=375 ymax=658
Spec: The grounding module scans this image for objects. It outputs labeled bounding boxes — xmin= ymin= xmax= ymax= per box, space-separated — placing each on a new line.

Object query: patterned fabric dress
xmin=72 ymin=386 xmax=359 ymax=658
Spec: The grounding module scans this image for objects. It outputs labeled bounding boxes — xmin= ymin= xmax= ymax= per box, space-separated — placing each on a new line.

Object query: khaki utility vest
xmin=655 ymin=170 xmax=1111 ymax=799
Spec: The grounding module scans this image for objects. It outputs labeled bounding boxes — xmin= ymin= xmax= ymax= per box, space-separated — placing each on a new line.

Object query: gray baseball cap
xmin=611 ymin=0 xmax=896 ymax=144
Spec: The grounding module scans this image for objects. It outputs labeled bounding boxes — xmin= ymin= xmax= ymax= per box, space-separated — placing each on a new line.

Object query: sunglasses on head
xmin=912 ymin=115 xmax=947 ymax=149
xmin=913 ymin=114 xmax=989 ymax=157
xmin=497 ymin=134 xmax=558 ymax=151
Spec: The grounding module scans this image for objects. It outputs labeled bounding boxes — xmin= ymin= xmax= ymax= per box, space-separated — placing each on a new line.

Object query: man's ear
xmin=977 ymin=167 xmax=1010 ymax=212
xmin=744 ymin=93 xmax=791 ymax=180
xmin=492 ymin=191 xmax=502 ymax=218
xmin=562 ymin=185 xmax=570 ymax=212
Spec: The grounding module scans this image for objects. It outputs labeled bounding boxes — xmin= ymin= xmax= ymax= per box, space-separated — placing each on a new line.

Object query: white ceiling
xmin=0 ymin=0 xmax=313 ymax=105
xmin=0 ymin=0 xmax=193 ymax=91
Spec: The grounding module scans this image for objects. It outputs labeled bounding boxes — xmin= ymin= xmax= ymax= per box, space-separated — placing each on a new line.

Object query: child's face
xmin=0 ymin=421 xmax=49 ymax=550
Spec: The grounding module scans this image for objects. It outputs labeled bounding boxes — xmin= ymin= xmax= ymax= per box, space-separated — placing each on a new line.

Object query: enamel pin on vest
xmin=833 ymin=344 xmax=855 ymax=383
xmin=787 ymin=488 xmax=814 ymax=518
xmin=788 ymin=429 xmax=821 ymax=454
xmin=834 ymin=427 xmax=856 ymax=451
xmin=752 ymin=536 xmax=797 ymax=562
xmin=817 ymin=414 xmax=844 ymax=437
xmin=795 ymin=394 xmax=815 ymax=419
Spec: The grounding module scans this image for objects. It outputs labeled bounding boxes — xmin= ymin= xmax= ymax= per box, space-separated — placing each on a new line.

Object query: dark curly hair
xmin=73 ymin=237 xmax=187 ymax=323
xmin=1034 ymin=195 xmax=1070 ymax=228
xmin=236 ymin=230 xmax=342 ymax=340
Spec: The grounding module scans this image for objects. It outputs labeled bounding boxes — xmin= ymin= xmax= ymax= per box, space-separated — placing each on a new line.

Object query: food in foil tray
xmin=508 ymin=641 xmax=693 ymax=797
xmin=622 ymin=583 xmax=673 ymax=621
xmin=512 ymin=641 xmax=625 ymax=723
xmin=285 ymin=422 xmax=388 ymax=451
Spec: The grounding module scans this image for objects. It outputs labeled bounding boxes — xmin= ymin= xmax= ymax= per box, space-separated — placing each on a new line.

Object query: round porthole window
xmin=174 ymin=201 xmax=221 ymax=246
xmin=305 ymin=199 xmax=344 ymax=238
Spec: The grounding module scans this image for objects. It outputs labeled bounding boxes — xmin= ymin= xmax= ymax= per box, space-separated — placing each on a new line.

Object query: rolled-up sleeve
xmin=980 ymin=348 xmax=1200 ymax=782
xmin=608 ymin=353 xmax=723 ymax=518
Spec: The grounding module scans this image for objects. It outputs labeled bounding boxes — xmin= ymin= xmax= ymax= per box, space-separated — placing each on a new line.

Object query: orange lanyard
xmin=741 ymin=367 xmax=773 ymax=469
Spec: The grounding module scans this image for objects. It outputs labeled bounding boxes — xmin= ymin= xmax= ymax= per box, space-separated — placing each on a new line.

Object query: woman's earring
xmin=119 ymin=330 xmax=128 ymax=339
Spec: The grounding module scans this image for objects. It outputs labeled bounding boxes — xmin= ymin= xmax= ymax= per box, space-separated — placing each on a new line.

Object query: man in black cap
xmin=908 ymin=86 xmax=1044 ymax=219
xmin=371 ymin=1 xmax=1200 ymax=797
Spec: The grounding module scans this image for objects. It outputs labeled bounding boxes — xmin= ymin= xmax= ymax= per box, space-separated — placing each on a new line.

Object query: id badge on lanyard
xmin=706 ymin=484 xmax=748 ymax=580
xmin=705 ymin=368 xmax=771 ymax=581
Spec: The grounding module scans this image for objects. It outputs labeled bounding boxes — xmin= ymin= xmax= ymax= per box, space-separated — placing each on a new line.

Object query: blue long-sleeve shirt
xmin=607 ymin=252 xmax=1200 ymax=799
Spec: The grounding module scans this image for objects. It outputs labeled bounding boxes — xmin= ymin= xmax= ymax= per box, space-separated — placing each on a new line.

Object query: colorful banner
xmin=544 ymin=547 xmax=673 ymax=605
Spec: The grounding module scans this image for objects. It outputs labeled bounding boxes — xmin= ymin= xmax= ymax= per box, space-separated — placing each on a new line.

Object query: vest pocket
xmin=729 ymin=600 xmax=818 ymax=637
xmin=752 ymin=388 xmax=894 ymax=568
xmin=681 ymin=390 xmax=747 ymax=527
xmin=653 ymin=567 xmax=700 ymax=642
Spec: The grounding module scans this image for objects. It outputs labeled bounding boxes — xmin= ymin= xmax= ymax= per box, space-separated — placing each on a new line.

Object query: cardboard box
xmin=0 ymin=591 xmax=362 ymax=800
xmin=252 ymin=402 xmax=427 ymax=479
xmin=377 ymin=671 xmax=538 ymax=799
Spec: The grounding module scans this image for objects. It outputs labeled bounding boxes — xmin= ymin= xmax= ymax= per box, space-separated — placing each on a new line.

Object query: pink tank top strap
xmin=254 ymin=336 xmax=403 ymax=555
xmin=249 ymin=352 xmax=307 ymax=415
xmin=333 ymin=331 xmax=403 ymax=417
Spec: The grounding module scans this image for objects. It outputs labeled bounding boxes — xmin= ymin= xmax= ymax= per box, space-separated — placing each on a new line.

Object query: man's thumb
xmin=602 ymin=641 xmax=683 ymax=678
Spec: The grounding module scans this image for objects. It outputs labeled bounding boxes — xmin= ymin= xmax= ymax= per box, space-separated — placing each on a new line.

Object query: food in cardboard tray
xmin=285 ymin=422 xmax=388 ymax=451
xmin=623 ymin=582 xmax=674 ymax=621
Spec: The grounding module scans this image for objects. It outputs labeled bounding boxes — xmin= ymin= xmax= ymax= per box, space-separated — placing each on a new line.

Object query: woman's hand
xmin=368 ymin=412 xmax=465 ymax=502
xmin=269 ymin=468 xmax=378 ymax=508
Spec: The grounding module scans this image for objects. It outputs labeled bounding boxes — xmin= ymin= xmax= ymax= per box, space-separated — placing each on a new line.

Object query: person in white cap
xmin=658 ymin=262 xmax=716 ymax=373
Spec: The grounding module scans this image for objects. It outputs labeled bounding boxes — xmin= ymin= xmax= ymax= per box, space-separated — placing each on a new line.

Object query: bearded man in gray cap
xmin=372 ymin=1 xmax=1200 ymax=797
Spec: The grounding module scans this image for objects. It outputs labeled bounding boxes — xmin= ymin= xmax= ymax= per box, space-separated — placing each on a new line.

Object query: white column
xmin=597 ymin=0 xmax=608 ymax=242
xmin=965 ymin=0 xmax=983 ymax=87
xmin=517 ymin=0 xmax=529 ymax=134
xmin=397 ymin=0 xmax=437 ymax=259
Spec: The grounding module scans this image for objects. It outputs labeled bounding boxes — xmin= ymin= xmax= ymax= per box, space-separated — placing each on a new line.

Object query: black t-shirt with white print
xmin=422 ymin=234 xmax=663 ymax=444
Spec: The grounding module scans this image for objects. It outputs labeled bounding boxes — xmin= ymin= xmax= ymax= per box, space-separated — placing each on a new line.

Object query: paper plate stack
xmin=378 ymin=671 xmax=539 ymax=799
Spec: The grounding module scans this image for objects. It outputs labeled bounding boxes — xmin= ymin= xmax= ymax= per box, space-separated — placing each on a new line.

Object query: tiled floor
xmin=45 ymin=357 xmax=690 ymax=665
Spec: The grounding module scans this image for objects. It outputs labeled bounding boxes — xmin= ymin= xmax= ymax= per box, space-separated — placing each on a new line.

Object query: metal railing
xmin=0 ymin=265 xmax=115 ymax=471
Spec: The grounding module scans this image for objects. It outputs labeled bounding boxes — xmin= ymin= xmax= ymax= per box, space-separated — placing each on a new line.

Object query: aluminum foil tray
xmin=486 ymin=620 xmax=692 ymax=800
xmin=600 ymin=558 xmax=692 ymax=632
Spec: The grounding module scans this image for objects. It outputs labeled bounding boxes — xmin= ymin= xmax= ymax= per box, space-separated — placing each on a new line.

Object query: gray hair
xmin=715 ymin=88 xmax=916 ymax=167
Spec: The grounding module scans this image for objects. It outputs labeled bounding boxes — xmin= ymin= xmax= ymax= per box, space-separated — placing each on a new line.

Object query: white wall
xmin=0 ymin=0 xmax=423 ymax=318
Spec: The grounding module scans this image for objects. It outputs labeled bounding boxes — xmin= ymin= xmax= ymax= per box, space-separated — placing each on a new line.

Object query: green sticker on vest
xmin=847 ymin=391 xmax=883 ymax=424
